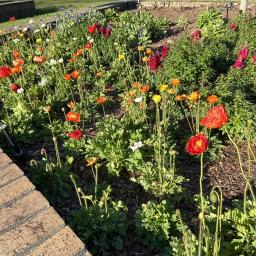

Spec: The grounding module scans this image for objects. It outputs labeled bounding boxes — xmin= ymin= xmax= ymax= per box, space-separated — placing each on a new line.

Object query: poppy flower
xmin=187 ymin=91 xmax=200 ymax=101
xmin=104 ymin=27 xmax=111 ymax=38
xmin=68 ymin=58 xmax=75 ymax=63
xmin=71 ymin=71 xmax=79 ymax=79
xmin=13 ymin=58 xmax=24 ymax=67
xmin=66 ymin=112 xmax=81 ymax=123
xmin=207 ymin=95 xmax=219 ymax=104
xmin=159 ymin=84 xmax=168 ymax=92
xmin=85 ymin=42 xmax=92 ymax=49
xmin=88 ymin=25 xmax=96 ymax=34
xmin=0 ymin=66 xmax=11 ymax=78
xmin=9 ymin=16 xmax=16 ymax=22
xmin=139 ymin=85 xmax=150 ymax=94
xmin=12 ymin=50 xmax=20 ymax=59
xmin=96 ymin=96 xmax=108 ymax=104
xmin=171 ymin=78 xmax=180 ymax=86
xmin=132 ymin=81 xmax=141 ymax=88
xmin=176 ymin=94 xmax=187 ymax=101
xmin=191 ymin=29 xmax=202 ymax=42
xmin=186 ymin=134 xmax=208 ymax=155
xmin=233 ymin=59 xmax=245 ymax=69
xmin=68 ymin=130 xmax=84 ymax=140
xmin=149 ymin=53 xmax=161 ymax=71
xmin=97 ymin=25 xmax=104 ymax=34
xmin=238 ymin=47 xmax=249 ymax=60
xmin=229 ymin=22 xmax=237 ymax=31
xmin=64 ymin=74 xmax=71 ymax=81
xmin=146 ymin=48 xmax=152 ymax=55
xmin=33 ymin=56 xmax=46 ymax=63
xmin=161 ymin=44 xmax=169 ymax=60
xmin=152 ymin=95 xmax=162 ymax=104
xmin=252 ymin=55 xmax=256 ymax=65
xmin=10 ymin=83 xmax=20 ymax=92
xmin=10 ymin=66 xmax=22 ymax=74
xmin=200 ymin=104 xmax=228 ymax=129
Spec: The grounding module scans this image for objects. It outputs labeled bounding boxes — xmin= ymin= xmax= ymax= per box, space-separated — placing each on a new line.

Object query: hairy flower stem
xmin=70 ymin=174 xmax=82 ymax=207
xmin=200 ymin=153 xmax=204 ymax=212
xmin=225 ymin=128 xmax=256 ymax=202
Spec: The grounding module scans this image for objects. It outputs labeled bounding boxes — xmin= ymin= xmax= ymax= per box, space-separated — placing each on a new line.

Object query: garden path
xmin=0 ymin=148 xmax=91 ymax=256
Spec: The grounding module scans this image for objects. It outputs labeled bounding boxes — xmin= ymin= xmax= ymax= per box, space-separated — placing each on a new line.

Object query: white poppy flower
xmin=130 ymin=141 xmax=143 ymax=152
xmin=17 ymin=88 xmax=24 ymax=94
xmin=58 ymin=58 xmax=64 ymax=63
xmin=134 ymin=96 xmax=143 ymax=103
xmin=29 ymin=19 xmax=34 ymax=24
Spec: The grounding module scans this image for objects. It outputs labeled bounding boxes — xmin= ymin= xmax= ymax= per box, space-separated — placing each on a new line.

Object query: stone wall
xmin=0 ymin=0 xmax=35 ymax=22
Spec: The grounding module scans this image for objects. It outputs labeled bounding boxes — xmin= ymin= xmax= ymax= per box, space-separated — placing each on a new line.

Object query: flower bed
xmin=1 ymin=7 xmax=256 ymax=255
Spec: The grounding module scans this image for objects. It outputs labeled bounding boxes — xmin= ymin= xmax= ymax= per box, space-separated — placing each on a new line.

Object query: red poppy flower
xmin=66 ymin=112 xmax=81 ymax=123
xmin=0 ymin=66 xmax=11 ymax=78
xmin=104 ymin=27 xmax=111 ymax=38
xmin=88 ymin=25 xmax=96 ymax=34
xmin=161 ymin=44 xmax=169 ymax=61
xmin=68 ymin=58 xmax=75 ymax=63
xmin=10 ymin=83 xmax=20 ymax=92
xmin=85 ymin=42 xmax=92 ymax=49
xmin=191 ymin=29 xmax=202 ymax=42
xmin=200 ymin=105 xmax=228 ymax=129
xmin=9 ymin=16 xmax=16 ymax=22
xmin=229 ymin=22 xmax=237 ymax=31
xmin=149 ymin=53 xmax=162 ymax=72
xmin=186 ymin=134 xmax=208 ymax=155
xmin=68 ymin=130 xmax=84 ymax=140
xmin=252 ymin=55 xmax=256 ymax=65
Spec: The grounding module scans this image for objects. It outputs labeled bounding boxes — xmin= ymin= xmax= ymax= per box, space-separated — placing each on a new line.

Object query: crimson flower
xmin=238 ymin=47 xmax=249 ymax=60
xmin=9 ymin=16 xmax=16 ymax=22
xmin=233 ymin=59 xmax=245 ymax=69
xmin=229 ymin=22 xmax=237 ymax=31
xmin=200 ymin=105 xmax=228 ymax=129
xmin=104 ymin=27 xmax=111 ymax=38
xmin=186 ymin=134 xmax=208 ymax=155
xmin=10 ymin=83 xmax=20 ymax=92
xmin=161 ymin=44 xmax=169 ymax=61
xmin=149 ymin=53 xmax=162 ymax=72
xmin=252 ymin=55 xmax=256 ymax=64
xmin=0 ymin=66 xmax=11 ymax=78
xmin=68 ymin=130 xmax=84 ymax=140
xmin=191 ymin=29 xmax=202 ymax=42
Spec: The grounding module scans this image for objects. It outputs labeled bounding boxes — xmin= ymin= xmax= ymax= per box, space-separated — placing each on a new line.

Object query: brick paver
xmin=0 ymin=150 xmax=91 ymax=256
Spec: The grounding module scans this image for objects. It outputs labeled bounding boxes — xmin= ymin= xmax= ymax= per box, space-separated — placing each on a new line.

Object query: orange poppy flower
xmin=96 ymin=96 xmax=108 ymax=104
xmin=64 ymin=74 xmax=71 ymax=81
xmin=187 ymin=91 xmax=200 ymax=101
xmin=10 ymin=66 xmax=22 ymax=74
xmin=129 ymin=90 xmax=136 ymax=97
xmin=176 ymin=94 xmax=187 ymax=101
xmin=12 ymin=50 xmax=20 ymax=59
xmin=200 ymin=105 xmax=228 ymax=129
xmin=71 ymin=71 xmax=79 ymax=79
xmin=171 ymin=78 xmax=180 ymax=86
xmin=33 ymin=56 xmax=46 ymax=63
xmin=139 ymin=85 xmax=150 ymax=94
xmin=146 ymin=48 xmax=152 ymax=55
xmin=96 ymin=71 xmax=104 ymax=77
xmin=68 ymin=58 xmax=75 ymax=63
xmin=132 ymin=82 xmax=141 ymax=88
xmin=66 ymin=112 xmax=81 ymax=123
xmin=13 ymin=58 xmax=25 ymax=67
xmin=73 ymin=49 xmax=84 ymax=57
xmin=37 ymin=47 xmax=44 ymax=52
xmin=207 ymin=95 xmax=219 ymax=104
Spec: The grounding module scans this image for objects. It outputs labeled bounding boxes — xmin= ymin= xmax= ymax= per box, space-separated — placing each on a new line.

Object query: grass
xmin=0 ymin=0 xmax=119 ymax=30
